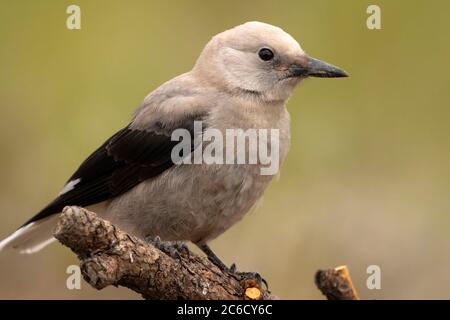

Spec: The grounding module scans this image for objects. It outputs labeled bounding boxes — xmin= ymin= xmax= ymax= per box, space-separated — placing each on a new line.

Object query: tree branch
xmin=54 ymin=206 xmax=277 ymax=300
xmin=54 ymin=206 xmax=359 ymax=300
xmin=315 ymin=265 xmax=359 ymax=300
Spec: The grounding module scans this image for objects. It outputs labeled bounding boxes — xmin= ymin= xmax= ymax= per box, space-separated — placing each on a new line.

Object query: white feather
xmin=0 ymin=215 xmax=58 ymax=253
xmin=0 ymin=201 xmax=108 ymax=254
xmin=58 ymin=178 xmax=81 ymax=196
xmin=0 ymin=222 xmax=36 ymax=251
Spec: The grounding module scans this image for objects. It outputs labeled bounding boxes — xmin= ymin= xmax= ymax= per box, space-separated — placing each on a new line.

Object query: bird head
xmin=193 ymin=21 xmax=348 ymax=102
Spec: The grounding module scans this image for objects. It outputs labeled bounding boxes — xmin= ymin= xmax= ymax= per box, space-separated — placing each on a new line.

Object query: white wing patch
xmin=58 ymin=178 xmax=81 ymax=196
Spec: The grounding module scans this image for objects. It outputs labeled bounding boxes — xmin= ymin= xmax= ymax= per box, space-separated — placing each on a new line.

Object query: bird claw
xmin=145 ymin=236 xmax=189 ymax=259
xmin=228 ymin=265 xmax=268 ymax=290
xmin=195 ymin=243 xmax=269 ymax=290
xmin=172 ymin=241 xmax=190 ymax=258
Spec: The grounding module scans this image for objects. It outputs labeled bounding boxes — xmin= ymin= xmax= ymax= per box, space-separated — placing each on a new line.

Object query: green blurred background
xmin=1 ymin=0 xmax=449 ymax=299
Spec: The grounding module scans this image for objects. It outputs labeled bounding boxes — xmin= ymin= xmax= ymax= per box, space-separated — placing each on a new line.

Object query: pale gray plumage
xmin=0 ymin=21 xmax=347 ymax=264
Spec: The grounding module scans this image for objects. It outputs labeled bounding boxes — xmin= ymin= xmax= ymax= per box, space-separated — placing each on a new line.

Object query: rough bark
xmin=315 ymin=265 xmax=359 ymax=300
xmin=54 ymin=206 xmax=277 ymax=300
xmin=54 ymin=206 xmax=359 ymax=300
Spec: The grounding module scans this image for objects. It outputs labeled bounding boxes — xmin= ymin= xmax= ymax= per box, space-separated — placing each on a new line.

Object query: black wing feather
xmin=24 ymin=114 xmax=204 ymax=226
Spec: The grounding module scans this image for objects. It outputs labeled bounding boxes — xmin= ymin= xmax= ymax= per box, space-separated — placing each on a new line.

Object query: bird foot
xmin=195 ymin=243 xmax=268 ymax=290
xmin=228 ymin=263 xmax=268 ymax=290
xmin=145 ymin=235 xmax=189 ymax=259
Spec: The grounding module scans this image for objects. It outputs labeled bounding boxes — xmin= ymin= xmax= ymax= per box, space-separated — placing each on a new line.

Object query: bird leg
xmin=197 ymin=243 xmax=230 ymax=272
xmin=197 ymin=243 xmax=268 ymax=289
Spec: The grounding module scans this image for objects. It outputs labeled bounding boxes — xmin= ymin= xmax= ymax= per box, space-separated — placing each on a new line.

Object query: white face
xmin=195 ymin=21 xmax=348 ymax=102
xmin=197 ymin=22 xmax=308 ymax=102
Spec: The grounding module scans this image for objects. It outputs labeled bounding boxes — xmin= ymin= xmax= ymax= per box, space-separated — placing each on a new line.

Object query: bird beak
xmin=290 ymin=57 xmax=349 ymax=78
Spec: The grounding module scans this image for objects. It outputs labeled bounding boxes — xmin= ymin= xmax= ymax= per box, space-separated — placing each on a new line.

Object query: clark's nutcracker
xmin=0 ymin=21 xmax=347 ymax=270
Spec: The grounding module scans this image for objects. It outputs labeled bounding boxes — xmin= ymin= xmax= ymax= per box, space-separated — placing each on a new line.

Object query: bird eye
xmin=258 ymin=48 xmax=274 ymax=61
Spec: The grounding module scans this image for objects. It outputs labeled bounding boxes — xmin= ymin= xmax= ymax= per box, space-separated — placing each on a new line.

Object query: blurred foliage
xmin=0 ymin=0 xmax=449 ymax=299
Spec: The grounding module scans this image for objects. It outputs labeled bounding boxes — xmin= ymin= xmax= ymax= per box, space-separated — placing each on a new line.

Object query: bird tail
xmin=0 ymin=215 xmax=58 ymax=254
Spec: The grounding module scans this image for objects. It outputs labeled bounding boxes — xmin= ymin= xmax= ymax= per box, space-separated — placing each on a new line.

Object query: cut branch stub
xmin=315 ymin=265 xmax=359 ymax=300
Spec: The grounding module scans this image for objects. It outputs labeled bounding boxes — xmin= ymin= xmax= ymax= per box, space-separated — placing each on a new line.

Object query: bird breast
xmin=105 ymin=97 xmax=291 ymax=243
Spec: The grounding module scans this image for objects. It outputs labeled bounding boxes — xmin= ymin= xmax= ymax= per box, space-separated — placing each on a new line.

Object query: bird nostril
xmin=295 ymin=55 xmax=310 ymax=67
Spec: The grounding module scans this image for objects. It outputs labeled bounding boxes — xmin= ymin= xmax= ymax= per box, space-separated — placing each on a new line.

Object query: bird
xmin=0 ymin=21 xmax=347 ymax=271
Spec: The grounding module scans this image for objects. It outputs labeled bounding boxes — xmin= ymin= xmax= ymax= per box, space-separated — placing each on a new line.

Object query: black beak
xmin=290 ymin=57 xmax=348 ymax=78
